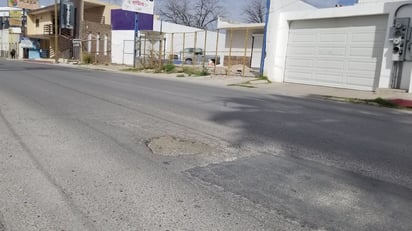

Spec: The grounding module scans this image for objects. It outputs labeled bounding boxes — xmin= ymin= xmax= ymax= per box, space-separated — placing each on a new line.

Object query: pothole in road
xmin=146 ymin=135 xmax=216 ymax=156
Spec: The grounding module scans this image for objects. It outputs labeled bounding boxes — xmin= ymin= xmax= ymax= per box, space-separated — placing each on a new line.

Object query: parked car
xmin=179 ymin=48 xmax=220 ymax=65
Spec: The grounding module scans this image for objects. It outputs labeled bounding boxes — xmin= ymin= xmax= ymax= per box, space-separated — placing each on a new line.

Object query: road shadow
xmin=187 ymin=152 xmax=412 ymax=230
xmin=209 ymin=94 xmax=412 ymax=161
xmin=186 ymin=94 xmax=412 ymax=229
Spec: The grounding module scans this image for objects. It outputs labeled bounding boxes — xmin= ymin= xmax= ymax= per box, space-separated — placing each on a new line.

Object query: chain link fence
xmin=114 ymin=28 xmax=263 ymax=77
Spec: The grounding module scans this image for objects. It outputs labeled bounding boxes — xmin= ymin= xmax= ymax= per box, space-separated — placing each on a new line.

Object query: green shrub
xmin=370 ymin=97 xmax=397 ymax=108
xmin=257 ymin=75 xmax=271 ymax=83
xmin=182 ymin=67 xmax=196 ymax=75
xmin=121 ymin=67 xmax=144 ymax=72
xmin=163 ymin=63 xmax=176 ymax=73
xmin=182 ymin=66 xmax=210 ymax=77
xmin=198 ymin=67 xmax=210 ymax=76
xmin=82 ymin=52 xmax=93 ymax=64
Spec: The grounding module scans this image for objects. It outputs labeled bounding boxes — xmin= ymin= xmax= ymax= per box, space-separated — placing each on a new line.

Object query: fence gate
xmin=72 ymin=39 xmax=81 ymax=61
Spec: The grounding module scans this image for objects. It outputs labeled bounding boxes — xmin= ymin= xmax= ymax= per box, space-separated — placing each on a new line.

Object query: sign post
xmin=133 ymin=12 xmax=138 ymax=68
xmin=122 ymin=0 xmax=154 ymax=68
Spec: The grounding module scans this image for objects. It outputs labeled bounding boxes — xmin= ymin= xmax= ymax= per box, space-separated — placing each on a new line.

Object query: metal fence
xmin=115 ymin=28 xmax=263 ymax=77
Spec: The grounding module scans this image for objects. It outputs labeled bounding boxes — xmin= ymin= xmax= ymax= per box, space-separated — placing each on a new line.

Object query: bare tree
xmin=157 ymin=0 xmax=225 ymax=29
xmin=242 ymin=0 xmax=266 ymax=23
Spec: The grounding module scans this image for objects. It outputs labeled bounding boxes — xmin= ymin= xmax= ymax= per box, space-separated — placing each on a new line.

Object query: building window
xmin=35 ymin=19 xmax=39 ymax=27
xmin=96 ymin=33 xmax=100 ymax=55
xmin=104 ymin=34 xmax=108 ymax=56
xmin=87 ymin=33 xmax=92 ymax=53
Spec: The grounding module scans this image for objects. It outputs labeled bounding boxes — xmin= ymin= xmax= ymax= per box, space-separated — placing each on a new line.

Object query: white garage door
xmin=285 ymin=15 xmax=387 ymax=91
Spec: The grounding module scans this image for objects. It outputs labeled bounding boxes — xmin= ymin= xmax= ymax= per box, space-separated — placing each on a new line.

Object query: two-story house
xmin=26 ymin=0 xmax=119 ymax=63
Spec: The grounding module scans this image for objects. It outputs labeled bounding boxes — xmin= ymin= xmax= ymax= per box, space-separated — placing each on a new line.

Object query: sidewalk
xmin=58 ymin=62 xmax=412 ymax=108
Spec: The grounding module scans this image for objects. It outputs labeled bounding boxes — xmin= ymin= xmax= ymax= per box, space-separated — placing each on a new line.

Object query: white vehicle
xmin=179 ymin=48 xmax=220 ymax=65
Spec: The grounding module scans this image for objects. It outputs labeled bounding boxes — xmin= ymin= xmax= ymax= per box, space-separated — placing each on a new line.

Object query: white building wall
xmin=1 ymin=7 xmax=21 ymax=58
xmin=112 ymin=18 xmax=226 ymax=65
xmin=154 ymin=19 xmax=226 ymax=62
xmin=111 ymin=30 xmax=134 ymax=65
xmin=263 ymin=0 xmax=316 ymax=82
xmin=1 ymin=9 xmax=10 ymax=57
xmin=221 ymin=30 xmax=264 ymax=68
xmin=0 ymin=29 xmax=10 ymax=57
xmin=216 ymin=18 xmax=268 ymax=68
xmin=383 ymin=2 xmax=412 ymax=91
xmin=264 ymin=0 xmax=412 ymax=93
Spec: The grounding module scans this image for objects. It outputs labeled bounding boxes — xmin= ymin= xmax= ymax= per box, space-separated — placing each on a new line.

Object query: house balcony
xmin=43 ymin=24 xmax=55 ymax=35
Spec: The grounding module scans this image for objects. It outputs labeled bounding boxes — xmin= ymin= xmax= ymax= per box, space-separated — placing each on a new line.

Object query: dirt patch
xmin=147 ymin=136 xmax=216 ymax=156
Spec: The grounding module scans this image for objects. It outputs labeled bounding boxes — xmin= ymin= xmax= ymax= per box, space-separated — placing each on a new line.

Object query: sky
xmin=2 ymin=0 xmax=358 ymax=21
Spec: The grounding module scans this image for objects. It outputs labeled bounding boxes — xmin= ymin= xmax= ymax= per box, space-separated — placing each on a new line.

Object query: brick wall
xmin=80 ymin=21 xmax=112 ymax=64
xmin=224 ymin=56 xmax=251 ymax=67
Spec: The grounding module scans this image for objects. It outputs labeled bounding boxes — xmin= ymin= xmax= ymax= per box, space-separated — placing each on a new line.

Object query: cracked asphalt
xmin=0 ymin=59 xmax=411 ymax=230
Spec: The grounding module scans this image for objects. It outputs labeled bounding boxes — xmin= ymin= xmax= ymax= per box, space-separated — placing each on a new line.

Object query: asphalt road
xmin=0 ymin=59 xmax=411 ymax=231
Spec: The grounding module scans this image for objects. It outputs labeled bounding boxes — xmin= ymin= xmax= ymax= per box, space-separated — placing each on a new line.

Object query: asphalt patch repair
xmin=146 ymin=135 xmax=216 ymax=156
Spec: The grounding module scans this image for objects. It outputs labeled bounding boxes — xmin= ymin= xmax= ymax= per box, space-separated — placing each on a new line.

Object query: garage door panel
xmin=313 ymin=72 xmax=344 ymax=83
xmin=318 ymin=47 xmax=346 ymax=56
xmin=284 ymin=70 xmax=312 ymax=81
xmin=319 ymin=33 xmax=347 ymax=42
xmin=349 ymin=46 xmax=381 ymax=57
xmin=285 ymin=58 xmax=313 ymax=68
xmin=348 ymin=61 xmax=378 ymax=71
xmin=287 ymin=46 xmax=317 ymax=56
xmin=286 ymin=68 xmax=345 ymax=81
xmin=289 ymin=33 xmax=316 ymax=42
xmin=286 ymin=58 xmax=346 ymax=70
xmin=314 ymin=60 xmax=345 ymax=70
xmin=345 ymin=75 xmax=375 ymax=88
xmin=285 ymin=15 xmax=387 ymax=90
xmin=351 ymin=31 xmax=386 ymax=43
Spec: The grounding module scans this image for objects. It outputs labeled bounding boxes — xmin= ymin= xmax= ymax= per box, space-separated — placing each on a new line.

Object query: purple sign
xmin=111 ymin=9 xmax=153 ymax=31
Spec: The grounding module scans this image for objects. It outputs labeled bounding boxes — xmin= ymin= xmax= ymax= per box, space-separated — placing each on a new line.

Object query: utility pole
xmin=0 ymin=26 xmax=3 ymax=57
xmin=54 ymin=0 xmax=59 ymax=63
xmin=79 ymin=0 xmax=84 ymax=63
xmin=133 ymin=12 xmax=138 ymax=68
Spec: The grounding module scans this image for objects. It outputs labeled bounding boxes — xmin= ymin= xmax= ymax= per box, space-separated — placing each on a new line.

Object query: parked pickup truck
xmin=179 ymin=48 xmax=220 ymax=65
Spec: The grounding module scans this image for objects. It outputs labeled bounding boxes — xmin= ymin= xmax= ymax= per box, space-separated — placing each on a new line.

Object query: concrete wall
xmin=264 ymin=0 xmax=412 ymax=93
xmin=111 ymin=17 xmax=226 ymax=66
xmin=222 ymin=28 xmax=264 ymax=67
xmin=111 ymin=30 xmax=134 ymax=65
xmin=1 ymin=8 xmax=22 ymax=58
xmin=153 ymin=19 xmax=225 ymax=57
xmin=0 ymin=9 xmax=10 ymax=57
xmin=0 ymin=29 xmax=10 ymax=57
xmin=83 ymin=0 xmax=118 ymax=24
xmin=225 ymin=29 xmax=264 ymax=50
xmin=27 ymin=10 xmax=53 ymax=35
xmin=84 ymin=6 xmax=105 ymax=23
xmin=81 ymin=21 xmax=112 ymax=64
xmin=263 ymin=0 xmax=317 ymax=83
